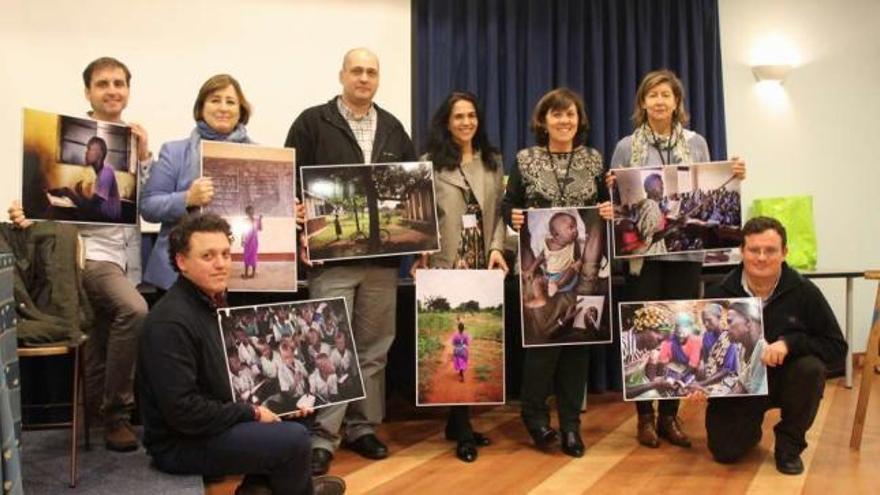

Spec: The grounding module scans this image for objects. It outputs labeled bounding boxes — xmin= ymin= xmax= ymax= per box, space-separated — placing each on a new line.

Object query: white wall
xmin=720 ymin=0 xmax=880 ymax=351
xmin=3 ymin=0 xmax=876 ymax=349
xmin=0 ymin=0 xmax=412 ymax=209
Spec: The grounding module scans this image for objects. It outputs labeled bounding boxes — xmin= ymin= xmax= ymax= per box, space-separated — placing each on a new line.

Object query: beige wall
xmin=0 ymin=0 xmax=412 ymax=208
xmin=720 ymin=0 xmax=880 ymax=351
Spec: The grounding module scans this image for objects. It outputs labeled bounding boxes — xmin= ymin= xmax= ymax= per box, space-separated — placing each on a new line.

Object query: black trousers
xmin=706 ymin=355 xmax=827 ymax=462
xmin=630 ymin=259 xmax=702 ymax=417
xmin=520 ymin=345 xmax=590 ymax=432
xmin=151 ymin=421 xmax=313 ymax=495
xmin=446 ymin=406 xmax=474 ymax=442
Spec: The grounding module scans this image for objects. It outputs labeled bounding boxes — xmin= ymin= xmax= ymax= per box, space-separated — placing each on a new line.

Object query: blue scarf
xmin=187 ymin=120 xmax=252 ymax=183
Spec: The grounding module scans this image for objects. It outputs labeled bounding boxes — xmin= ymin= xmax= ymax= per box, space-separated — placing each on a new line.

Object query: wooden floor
xmin=207 ymin=369 xmax=880 ymax=494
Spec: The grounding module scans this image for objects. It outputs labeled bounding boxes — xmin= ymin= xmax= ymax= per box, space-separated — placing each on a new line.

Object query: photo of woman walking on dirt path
xmin=411 ymin=91 xmax=508 ymax=464
xmin=452 ymin=317 xmax=470 ymax=382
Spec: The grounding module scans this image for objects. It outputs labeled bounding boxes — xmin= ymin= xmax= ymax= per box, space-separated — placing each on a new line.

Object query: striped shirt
xmin=336 ymin=96 xmax=377 ymax=164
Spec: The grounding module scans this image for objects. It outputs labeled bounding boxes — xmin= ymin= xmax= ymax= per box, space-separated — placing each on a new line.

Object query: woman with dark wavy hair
xmin=412 ymin=91 xmax=508 ymax=462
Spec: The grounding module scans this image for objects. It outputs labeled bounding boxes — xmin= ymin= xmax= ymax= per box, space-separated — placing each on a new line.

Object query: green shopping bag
xmin=750 ymin=196 xmax=817 ymax=271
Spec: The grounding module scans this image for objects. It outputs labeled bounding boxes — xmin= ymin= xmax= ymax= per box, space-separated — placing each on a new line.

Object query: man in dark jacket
xmin=704 ymin=216 xmax=847 ymax=475
xmin=138 ymin=213 xmax=344 ymax=495
xmin=284 ymin=48 xmax=415 ymax=476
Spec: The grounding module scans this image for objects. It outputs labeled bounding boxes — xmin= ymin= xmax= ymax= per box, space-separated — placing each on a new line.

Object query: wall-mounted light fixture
xmin=751 ymin=64 xmax=793 ymax=84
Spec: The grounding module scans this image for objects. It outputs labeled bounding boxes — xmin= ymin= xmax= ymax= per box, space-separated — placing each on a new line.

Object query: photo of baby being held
xmin=519 ymin=206 xmax=612 ymax=347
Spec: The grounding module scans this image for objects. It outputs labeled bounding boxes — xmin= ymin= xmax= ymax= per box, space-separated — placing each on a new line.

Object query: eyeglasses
xmin=744 ymin=246 xmax=782 ymax=257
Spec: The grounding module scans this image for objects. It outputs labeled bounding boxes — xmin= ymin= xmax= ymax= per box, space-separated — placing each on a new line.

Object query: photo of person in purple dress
xmin=451 ymin=317 xmax=470 ymax=382
xmin=241 ymin=204 xmax=262 ymax=279
xmin=50 ymin=135 xmax=122 ymax=222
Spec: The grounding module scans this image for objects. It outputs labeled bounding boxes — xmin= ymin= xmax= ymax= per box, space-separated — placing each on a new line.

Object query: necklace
xmin=547 ymin=147 xmax=574 ymax=201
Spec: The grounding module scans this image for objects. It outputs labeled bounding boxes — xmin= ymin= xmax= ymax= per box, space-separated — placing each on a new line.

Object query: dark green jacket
xmin=0 ymin=222 xmax=93 ymax=345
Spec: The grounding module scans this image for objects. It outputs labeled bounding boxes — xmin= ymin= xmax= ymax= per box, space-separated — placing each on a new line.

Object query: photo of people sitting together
xmin=621 ymin=298 xmax=768 ymax=400
xmin=613 ymin=163 xmax=743 ymax=257
xmin=219 ymin=299 xmax=363 ymax=415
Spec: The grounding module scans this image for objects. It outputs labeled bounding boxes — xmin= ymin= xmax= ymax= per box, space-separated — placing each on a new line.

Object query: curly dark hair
xmin=167 ymin=212 xmax=232 ymax=273
xmin=425 ymin=91 xmax=500 ymax=171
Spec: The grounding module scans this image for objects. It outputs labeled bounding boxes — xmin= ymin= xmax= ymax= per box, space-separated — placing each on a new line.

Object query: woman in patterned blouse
xmin=502 ymin=88 xmax=613 ymax=458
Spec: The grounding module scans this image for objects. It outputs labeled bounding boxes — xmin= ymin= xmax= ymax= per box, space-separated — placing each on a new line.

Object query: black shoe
xmin=775 ymin=452 xmax=804 ymax=475
xmin=235 ymin=475 xmax=272 ymax=495
xmin=473 ymin=431 xmax=491 ymax=447
xmin=311 ymin=448 xmax=333 ymax=476
xmin=560 ymin=430 xmax=585 ymax=458
xmin=527 ymin=426 xmax=558 ymax=449
xmin=345 ymin=434 xmax=388 ymax=460
xmin=455 ymin=440 xmax=478 ymax=462
xmin=313 ymin=474 xmax=346 ymax=495
xmin=444 ymin=430 xmax=491 ymax=447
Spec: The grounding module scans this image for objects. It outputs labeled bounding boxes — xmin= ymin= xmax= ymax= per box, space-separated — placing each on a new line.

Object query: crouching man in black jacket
xmin=137 ymin=213 xmax=345 ymax=495
xmin=703 ymin=216 xmax=847 ymax=475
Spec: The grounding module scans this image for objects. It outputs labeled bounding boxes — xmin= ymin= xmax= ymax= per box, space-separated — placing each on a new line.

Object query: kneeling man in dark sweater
xmin=138 ymin=213 xmax=345 ymax=495
xmin=704 ymin=216 xmax=847 ymax=475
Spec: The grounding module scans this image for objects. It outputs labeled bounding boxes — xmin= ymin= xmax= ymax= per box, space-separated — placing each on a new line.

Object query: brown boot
xmin=314 ymin=475 xmax=346 ymax=495
xmin=657 ymin=415 xmax=692 ymax=448
xmin=105 ymin=422 xmax=138 ymax=452
xmin=637 ymin=413 xmax=659 ymax=448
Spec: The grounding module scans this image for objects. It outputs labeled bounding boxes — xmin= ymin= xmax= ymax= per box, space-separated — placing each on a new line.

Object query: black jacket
xmin=284 ymin=97 xmax=416 ymax=269
xmin=285 ymin=96 xmax=415 ymax=167
xmin=705 ymin=263 xmax=847 ymax=367
xmin=138 ymin=276 xmax=252 ymax=455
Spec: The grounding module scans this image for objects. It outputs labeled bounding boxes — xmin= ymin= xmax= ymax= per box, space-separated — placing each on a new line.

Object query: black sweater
xmin=705 ymin=263 xmax=847 ymax=368
xmin=138 ymin=277 xmax=253 ymax=455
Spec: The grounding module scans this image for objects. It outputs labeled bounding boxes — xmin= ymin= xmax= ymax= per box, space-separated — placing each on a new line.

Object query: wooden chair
xmin=851 ymin=270 xmax=880 ymax=449
xmin=18 ymin=335 xmax=90 ymax=487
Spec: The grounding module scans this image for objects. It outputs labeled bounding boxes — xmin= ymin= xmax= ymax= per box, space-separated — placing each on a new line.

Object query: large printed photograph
xmin=619 ymin=297 xmax=768 ymax=401
xmin=519 ymin=207 xmax=612 ymax=347
xmin=21 ymin=108 xmax=139 ymax=225
xmin=301 ymin=162 xmax=440 ymax=262
xmin=201 ymin=141 xmax=297 ymax=291
xmin=415 ymin=269 xmax=505 ymax=406
xmin=612 ymin=161 xmax=742 ymax=258
xmin=218 ymin=298 xmax=364 ymax=416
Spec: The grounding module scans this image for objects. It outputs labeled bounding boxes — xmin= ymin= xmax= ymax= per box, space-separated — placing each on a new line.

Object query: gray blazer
xmin=426 ymin=154 xmax=506 ymax=268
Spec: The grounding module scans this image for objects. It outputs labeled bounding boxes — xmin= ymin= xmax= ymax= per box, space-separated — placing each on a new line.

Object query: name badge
xmin=462 ymin=214 xmax=478 ymax=229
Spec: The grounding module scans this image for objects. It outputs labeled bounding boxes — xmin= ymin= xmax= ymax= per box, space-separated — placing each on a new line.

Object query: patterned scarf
xmin=705 ymin=331 xmax=732 ymax=377
xmin=187 ymin=120 xmax=252 ymax=183
xmin=628 ymin=122 xmax=692 ymax=167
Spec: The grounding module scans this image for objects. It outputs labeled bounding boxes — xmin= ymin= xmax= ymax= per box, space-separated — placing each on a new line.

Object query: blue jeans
xmin=151 ymin=421 xmax=313 ymax=495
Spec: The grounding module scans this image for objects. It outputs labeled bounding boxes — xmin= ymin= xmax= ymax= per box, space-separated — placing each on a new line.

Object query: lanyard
xmin=649 ymin=127 xmax=678 ymax=165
